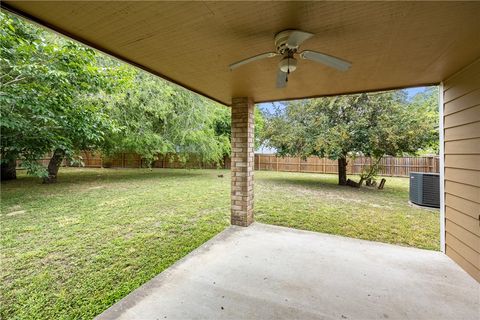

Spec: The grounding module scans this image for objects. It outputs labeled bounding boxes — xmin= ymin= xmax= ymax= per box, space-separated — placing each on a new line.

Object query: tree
xmin=1 ymin=12 xmax=265 ymax=182
xmin=105 ymin=70 xmax=267 ymax=167
xmin=1 ymin=12 xmax=234 ymax=181
xmin=212 ymin=106 xmax=266 ymax=150
xmin=353 ymin=91 xmax=436 ymax=184
xmin=263 ymin=90 xmax=436 ymax=186
xmin=263 ymin=95 xmax=365 ymax=185
xmin=104 ymin=71 xmax=231 ymax=167
xmin=409 ymin=87 xmax=439 ymax=154
xmin=1 ymin=13 xmax=119 ymax=182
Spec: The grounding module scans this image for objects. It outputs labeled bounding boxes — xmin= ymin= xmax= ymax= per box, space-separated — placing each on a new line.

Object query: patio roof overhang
xmin=2 ymin=1 xmax=480 ymax=106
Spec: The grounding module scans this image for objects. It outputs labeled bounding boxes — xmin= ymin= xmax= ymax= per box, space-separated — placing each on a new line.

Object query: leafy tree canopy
xmin=1 ymin=13 xmax=121 ymax=179
xmin=104 ymin=71 xmax=231 ymax=165
xmin=1 ymin=12 xmax=248 ymax=181
xmin=263 ymin=89 xmax=438 ymax=185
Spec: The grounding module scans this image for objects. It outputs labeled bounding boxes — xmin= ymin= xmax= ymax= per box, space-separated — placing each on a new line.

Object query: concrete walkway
xmin=96 ymin=223 xmax=479 ymax=320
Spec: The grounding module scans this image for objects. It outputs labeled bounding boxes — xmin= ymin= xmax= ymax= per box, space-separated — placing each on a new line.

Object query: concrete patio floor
xmin=96 ymin=223 xmax=479 ymax=320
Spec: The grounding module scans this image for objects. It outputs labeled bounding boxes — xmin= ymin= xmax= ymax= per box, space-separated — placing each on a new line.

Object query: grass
xmin=0 ymin=168 xmax=439 ymax=319
xmin=254 ymin=171 xmax=439 ymax=250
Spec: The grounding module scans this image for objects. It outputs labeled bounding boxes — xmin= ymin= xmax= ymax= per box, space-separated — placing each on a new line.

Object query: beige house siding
xmin=443 ymin=59 xmax=480 ymax=282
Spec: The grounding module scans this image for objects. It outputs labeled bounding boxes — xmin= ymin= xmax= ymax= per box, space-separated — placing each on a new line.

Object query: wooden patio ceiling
xmin=2 ymin=1 xmax=480 ymax=106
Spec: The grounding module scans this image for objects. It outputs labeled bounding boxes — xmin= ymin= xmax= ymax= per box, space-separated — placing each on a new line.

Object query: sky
xmin=405 ymin=86 xmax=428 ymax=99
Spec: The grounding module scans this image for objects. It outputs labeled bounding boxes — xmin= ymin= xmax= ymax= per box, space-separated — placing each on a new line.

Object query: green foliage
xmin=1 ymin=13 xmax=116 ymax=177
xmin=254 ymin=108 xmax=266 ymax=148
xmin=1 ymin=12 xmax=234 ymax=177
xmin=263 ymin=90 xmax=437 ymax=184
xmin=409 ymin=87 xmax=439 ymax=154
xmin=264 ymin=90 xmax=437 ymax=167
xmin=103 ymin=70 xmax=231 ymax=166
xmin=210 ymin=105 xmax=266 ymax=150
xmin=361 ymin=90 xmax=438 ymax=158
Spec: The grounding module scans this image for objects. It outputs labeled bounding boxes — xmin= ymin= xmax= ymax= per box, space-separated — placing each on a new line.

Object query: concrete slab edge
xmin=95 ymin=225 xmax=243 ymax=320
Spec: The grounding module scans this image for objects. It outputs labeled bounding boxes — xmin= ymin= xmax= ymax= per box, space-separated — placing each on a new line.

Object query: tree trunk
xmin=338 ymin=156 xmax=347 ymax=186
xmin=1 ymin=157 xmax=17 ymax=181
xmin=43 ymin=149 xmax=65 ymax=184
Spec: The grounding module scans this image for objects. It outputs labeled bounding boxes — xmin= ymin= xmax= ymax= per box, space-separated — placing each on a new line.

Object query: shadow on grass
xmin=257 ymin=174 xmax=390 ymax=196
xmin=259 ymin=175 xmax=345 ymax=190
xmin=2 ymin=168 xmax=224 ymax=188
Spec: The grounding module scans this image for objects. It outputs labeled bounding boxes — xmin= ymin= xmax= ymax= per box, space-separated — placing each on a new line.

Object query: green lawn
xmin=1 ymin=168 xmax=439 ymax=319
xmin=255 ymin=171 xmax=439 ymax=250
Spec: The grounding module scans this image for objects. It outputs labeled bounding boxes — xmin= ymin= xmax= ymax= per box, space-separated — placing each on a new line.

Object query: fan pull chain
xmin=286 ymin=59 xmax=290 ymax=82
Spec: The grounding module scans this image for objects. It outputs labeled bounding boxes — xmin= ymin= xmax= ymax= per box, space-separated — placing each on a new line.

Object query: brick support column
xmin=230 ymin=97 xmax=254 ymax=227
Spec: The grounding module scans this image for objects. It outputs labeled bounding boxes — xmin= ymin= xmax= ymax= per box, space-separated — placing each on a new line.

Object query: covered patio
xmin=96 ymin=223 xmax=478 ymax=319
xmin=3 ymin=1 xmax=479 ymax=318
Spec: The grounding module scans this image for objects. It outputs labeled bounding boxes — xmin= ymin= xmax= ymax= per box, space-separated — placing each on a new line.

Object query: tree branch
xmin=2 ymin=75 xmax=27 ymax=86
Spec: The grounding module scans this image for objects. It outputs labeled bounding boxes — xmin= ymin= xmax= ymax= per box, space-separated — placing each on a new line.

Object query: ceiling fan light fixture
xmin=279 ymin=57 xmax=297 ymax=73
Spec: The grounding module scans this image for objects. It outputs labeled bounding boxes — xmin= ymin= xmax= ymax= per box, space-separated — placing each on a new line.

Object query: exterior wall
xmin=442 ymin=58 xmax=480 ymax=282
xmin=230 ymin=97 xmax=255 ymax=227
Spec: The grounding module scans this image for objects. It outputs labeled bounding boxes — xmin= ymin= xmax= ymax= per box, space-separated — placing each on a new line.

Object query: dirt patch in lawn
xmin=6 ymin=210 xmax=26 ymax=217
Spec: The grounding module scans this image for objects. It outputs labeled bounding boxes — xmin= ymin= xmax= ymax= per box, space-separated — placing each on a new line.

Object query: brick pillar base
xmin=231 ymin=97 xmax=254 ymax=227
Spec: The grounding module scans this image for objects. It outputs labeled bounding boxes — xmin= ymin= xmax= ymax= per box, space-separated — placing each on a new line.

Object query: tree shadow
xmin=3 ymin=168 xmax=225 ymax=187
xmin=257 ymin=174 xmax=382 ymax=195
xmin=259 ymin=175 xmax=340 ymax=190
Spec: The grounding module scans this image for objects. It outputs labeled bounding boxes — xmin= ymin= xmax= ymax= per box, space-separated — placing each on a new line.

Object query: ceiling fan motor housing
xmin=275 ymin=29 xmax=298 ymax=53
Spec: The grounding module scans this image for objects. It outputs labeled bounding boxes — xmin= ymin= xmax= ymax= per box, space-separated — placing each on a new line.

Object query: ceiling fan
xmin=229 ymin=29 xmax=352 ymax=88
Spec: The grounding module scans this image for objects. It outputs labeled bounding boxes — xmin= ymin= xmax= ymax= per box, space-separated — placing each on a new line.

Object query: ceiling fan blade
xmin=229 ymin=52 xmax=278 ymax=70
xmin=299 ymin=50 xmax=351 ymax=71
xmin=276 ymin=69 xmax=287 ymax=88
xmin=286 ymin=30 xmax=314 ymax=48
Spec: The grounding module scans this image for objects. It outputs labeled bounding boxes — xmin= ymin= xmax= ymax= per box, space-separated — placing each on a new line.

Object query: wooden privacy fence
xmin=24 ymin=152 xmax=230 ymax=169
xmin=75 ymin=152 xmax=231 ymax=170
xmin=255 ymin=154 xmax=439 ymax=177
xmin=30 ymin=152 xmax=438 ymax=177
